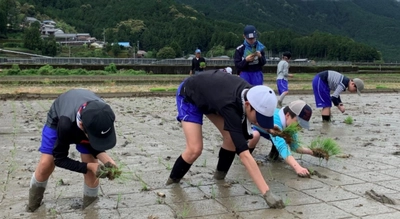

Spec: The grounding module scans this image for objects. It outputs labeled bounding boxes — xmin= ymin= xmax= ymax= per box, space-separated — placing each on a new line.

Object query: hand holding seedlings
xmin=104 ymin=162 xmax=122 ymax=180
xmin=95 ymin=164 xmax=108 ymax=178
xmin=94 ymin=162 xmax=122 ymax=180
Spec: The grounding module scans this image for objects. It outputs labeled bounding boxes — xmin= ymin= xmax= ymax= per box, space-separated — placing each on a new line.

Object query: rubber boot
xmin=27 ymin=185 xmax=45 ymax=212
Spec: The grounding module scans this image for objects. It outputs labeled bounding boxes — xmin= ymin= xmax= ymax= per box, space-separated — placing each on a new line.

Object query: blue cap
xmin=195 ymin=49 xmax=201 ymax=53
xmin=244 ymin=25 xmax=257 ymax=39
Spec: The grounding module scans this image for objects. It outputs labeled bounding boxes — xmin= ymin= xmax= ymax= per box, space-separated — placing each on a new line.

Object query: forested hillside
xmin=177 ymin=0 xmax=400 ymax=61
xmin=0 ymin=0 xmax=398 ymax=61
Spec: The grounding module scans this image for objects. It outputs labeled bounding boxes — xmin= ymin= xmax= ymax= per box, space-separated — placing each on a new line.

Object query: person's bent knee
xmin=248 ymin=131 xmax=261 ymax=148
xmin=35 ymin=155 xmax=55 ymax=180
xmin=184 ymin=146 xmax=202 ymax=163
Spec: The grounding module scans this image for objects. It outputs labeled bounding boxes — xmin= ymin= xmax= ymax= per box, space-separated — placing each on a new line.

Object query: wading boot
xmin=213 ymin=170 xmax=227 ymax=180
xmin=26 ymin=185 xmax=45 ymax=212
xmin=82 ymin=195 xmax=98 ymax=209
xmin=165 ymin=177 xmax=181 ymax=185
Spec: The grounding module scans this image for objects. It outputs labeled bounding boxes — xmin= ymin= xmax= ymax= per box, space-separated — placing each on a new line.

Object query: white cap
xmin=225 ymin=67 xmax=232 ymax=74
xmin=288 ymin=100 xmax=312 ymax=130
xmin=247 ymin=86 xmax=277 ymax=129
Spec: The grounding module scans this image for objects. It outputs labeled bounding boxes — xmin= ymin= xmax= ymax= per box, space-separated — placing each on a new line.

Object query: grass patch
xmin=309 ymin=137 xmax=341 ymax=162
xmin=149 ymin=87 xmax=178 ymax=92
xmin=344 ymin=116 xmax=353 ymax=124
xmin=376 ymin=84 xmax=388 ymax=89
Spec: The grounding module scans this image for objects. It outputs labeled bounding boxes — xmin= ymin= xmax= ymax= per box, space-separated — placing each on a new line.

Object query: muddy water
xmin=1 ymin=93 xmax=400 ymax=218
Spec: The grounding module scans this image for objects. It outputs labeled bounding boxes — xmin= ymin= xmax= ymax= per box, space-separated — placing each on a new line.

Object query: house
xmin=24 ymin=17 xmax=40 ymax=25
xmin=40 ymin=24 xmax=60 ymax=35
xmin=42 ymin=20 xmax=56 ymax=26
xmin=76 ymin=33 xmax=91 ymax=41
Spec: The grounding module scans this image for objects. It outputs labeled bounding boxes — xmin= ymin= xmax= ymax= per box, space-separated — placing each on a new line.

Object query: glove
xmin=263 ymin=190 xmax=285 ymax=209
xmin=104 ymin=162 xmax=121 ymax=180
xmin=95 ymin=164 xmax=107 ymax=178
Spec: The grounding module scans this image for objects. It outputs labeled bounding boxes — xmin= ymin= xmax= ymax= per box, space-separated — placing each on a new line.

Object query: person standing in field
xmin=234 ymin=25 xmax=267 ymax=85
xmin=312 ymin=70 xmax=364 ymax=122
xmin=166 ymin=70 xmax=285 ymax=209
xmin=276 ymin=52 xmax=293 ymax=108
xmin=189 ymin=49 xmax=206 ymax=75
xmin=27 ymin=89 xmax=120 ymax=212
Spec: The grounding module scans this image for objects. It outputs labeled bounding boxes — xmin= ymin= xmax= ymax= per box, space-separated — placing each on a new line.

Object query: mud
xmin=1 ymin=93 xmax=400 ymax=218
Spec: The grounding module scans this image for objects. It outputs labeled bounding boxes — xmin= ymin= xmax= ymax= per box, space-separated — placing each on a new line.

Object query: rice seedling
xmin=178 ymin=203 xmax=190 ymax=218
xmin=202 ymin=159 xmax=207 ymax=167
xmin=309 ymin=137 xmax=341 ymax=162
xmin=115 ymin=192 xmax=122 ymax=209
xmin=344 ymin=116 xmax=353 ymax=124
xmin=210 ymin=186 xmax=216 ymax=199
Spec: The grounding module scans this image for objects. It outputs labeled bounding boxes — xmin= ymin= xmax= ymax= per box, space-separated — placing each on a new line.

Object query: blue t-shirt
xmin=254 ymin=108 xmax=299 ymax=159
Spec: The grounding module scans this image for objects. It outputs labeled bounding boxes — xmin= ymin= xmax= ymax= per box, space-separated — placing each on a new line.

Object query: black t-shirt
xmin=181 ymin=70 xmax=253 ymax=154
xmin=191 ymin=57 xmax=206 ymax=72
xmin=46 ymin=89 xmax=105 ymax=174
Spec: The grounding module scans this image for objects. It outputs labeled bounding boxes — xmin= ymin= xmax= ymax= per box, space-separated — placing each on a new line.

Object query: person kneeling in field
xmin=248 ymin=100 xmax=315 ymax=177
xmin=27 ymin=89 xmax=120 ymax=212
xmin=166 ymin=69 xmax=285 ymax=209
xmin=312 ymin=70 xmax=364 ymax=122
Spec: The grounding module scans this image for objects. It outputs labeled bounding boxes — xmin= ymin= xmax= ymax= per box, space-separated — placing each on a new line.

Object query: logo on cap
xmin=101 ymin=127 xmax=111 ymax=135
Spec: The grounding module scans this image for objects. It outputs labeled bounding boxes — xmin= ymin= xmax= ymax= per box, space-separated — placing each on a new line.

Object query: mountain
xmin=176 ymin=0 xmax=400 ymax=61
xmin=1 ymin=0 xmax=398 ymax=61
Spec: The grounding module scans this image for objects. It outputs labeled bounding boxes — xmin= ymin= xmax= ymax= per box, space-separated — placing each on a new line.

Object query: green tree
xmin=111 ymin=41 xmax=121 ymax=57
xmin=23 ymin=22 xmax=42 ymax=50
xmin=206 ymin=44 xmax=225 ymax=57
xmin=42 ymin=35 xmax=58 ymax=56
xmin=0 ymin=9 xmax=6 ymax=37
xmin=169 ymin=41 xmax=182 ymax=57
xmin=156 ymin=46 xmax=175 ymax=59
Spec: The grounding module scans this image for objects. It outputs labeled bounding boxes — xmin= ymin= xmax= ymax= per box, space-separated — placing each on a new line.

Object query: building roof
xmin=25 ymin=17 xmax=38 ymax=22
xmin=118 ymin=42 xmax=131 ymax=47
xmin=54 ymin=33 xmax=77 ymax=38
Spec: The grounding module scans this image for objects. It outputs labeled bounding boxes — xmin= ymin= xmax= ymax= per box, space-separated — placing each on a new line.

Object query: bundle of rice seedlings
xmin=200 ymin=62 xmax=206 ymax=68
xmin=309 ymin=137 xmax=341 ymax=161
xmin=344 ymin=116 xmax=353 ymax=124
xmin=97 ymin=162 xmax=128 ymax=181
xmin=270 ymin=123 xmax=301 ymax=145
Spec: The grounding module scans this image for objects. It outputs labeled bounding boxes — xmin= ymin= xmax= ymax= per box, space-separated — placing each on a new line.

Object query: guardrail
xmin=0 ymin=57 xmax=352 ymax=66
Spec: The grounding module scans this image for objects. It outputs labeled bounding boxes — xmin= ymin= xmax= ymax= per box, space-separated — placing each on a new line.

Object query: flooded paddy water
xmin=0 ymin=93 xmax=399 ymax=219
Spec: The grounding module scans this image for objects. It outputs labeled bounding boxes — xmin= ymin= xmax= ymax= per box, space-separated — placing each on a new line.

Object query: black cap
xmin=81 ymin=100 xmax=116 ymax=151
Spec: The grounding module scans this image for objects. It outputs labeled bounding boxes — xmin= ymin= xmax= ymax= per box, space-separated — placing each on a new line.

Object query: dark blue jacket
xmin=234 ymin=43 xmax=266 ymax=75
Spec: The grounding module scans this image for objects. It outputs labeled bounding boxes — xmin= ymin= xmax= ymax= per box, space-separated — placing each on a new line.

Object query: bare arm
xmin=296 ymin=147 xmax=313 ymax=155
xmin=96 ymin=152 xmax=116 ymax=165
xmin=239 ymin=150 xmax=269 ymax=194
xmin=285 ymin=155 xmax=309 ymax=176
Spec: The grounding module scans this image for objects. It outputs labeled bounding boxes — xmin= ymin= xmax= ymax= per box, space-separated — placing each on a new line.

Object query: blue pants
xmin=277 ymin=79 xmax=288 ymax=95
xmin=176 ymin=81 xmax=204 ymax=125
xmin=240 ymin=71 xmax=263 ymax=85
xmin=312 ymin=75 xmax=332 ymax=108
xmin=39 ymin=125 xmax=90 ymax=155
